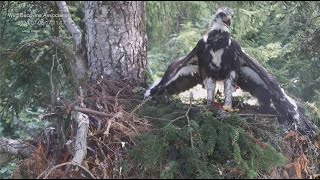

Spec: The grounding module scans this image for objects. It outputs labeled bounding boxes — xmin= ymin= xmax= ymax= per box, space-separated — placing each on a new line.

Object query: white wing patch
xmin=203 ymin=34 xmax=208 ymax=43
xmin=165 ymin=65 xmax=199 ymax=86
xmin=144 ymin=79 xmax=161 ymax=98
xmin=210 ymin=49 xmax=224 ymax=68
xmin=240 ymin=67 xmax=267 ymax=89
xmin=144 ymin=58 xmax=199 ymax=98
xmin=281 ymin=88 xmax=300 ymax=121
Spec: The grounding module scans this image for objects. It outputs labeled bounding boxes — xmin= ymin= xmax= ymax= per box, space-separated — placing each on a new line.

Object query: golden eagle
xmin=144 ymin=7 xmax=318 ymax=136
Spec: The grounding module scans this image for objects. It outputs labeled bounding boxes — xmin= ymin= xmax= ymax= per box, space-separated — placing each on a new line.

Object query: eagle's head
xmin=211 ymin=7 xmax=234 ymax=29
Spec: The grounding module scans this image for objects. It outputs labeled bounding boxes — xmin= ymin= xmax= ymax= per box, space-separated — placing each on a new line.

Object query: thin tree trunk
xmin=85 ymin=1 xmax=147 ymax=86
xmin=56 ymin=1 xmax=87 ymax=82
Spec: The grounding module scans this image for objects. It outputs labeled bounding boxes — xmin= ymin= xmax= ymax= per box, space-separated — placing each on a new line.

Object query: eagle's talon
xmin=223 ymin=105 xmax=239 ymax=112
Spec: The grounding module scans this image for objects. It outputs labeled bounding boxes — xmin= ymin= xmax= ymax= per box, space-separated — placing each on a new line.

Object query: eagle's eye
xmin=217 ymin=12 xmax=226 ymax=19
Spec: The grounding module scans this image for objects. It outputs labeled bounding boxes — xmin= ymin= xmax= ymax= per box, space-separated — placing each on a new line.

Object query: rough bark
xmin=85 ymin=1 xmax=147 ymax=85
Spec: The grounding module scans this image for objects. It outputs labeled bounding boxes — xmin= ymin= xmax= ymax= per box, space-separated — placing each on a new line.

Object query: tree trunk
xmin=56 ymin=1 xmax=87 ymax=82
xmin=85 ymin=1 xmax=147 ymax=86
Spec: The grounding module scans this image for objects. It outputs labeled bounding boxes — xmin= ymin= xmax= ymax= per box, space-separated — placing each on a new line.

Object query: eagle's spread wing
xmin=144 ymin=46 xmax=202 ymax=98
xmin=233 ymin=38 xmax=318 ymax=135
xmin=145 ymin=37 xmax=318 ymax=136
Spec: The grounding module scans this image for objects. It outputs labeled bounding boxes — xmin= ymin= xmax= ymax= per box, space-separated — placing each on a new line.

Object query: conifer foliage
xmin=123 ymin=98 xmax=287 ymax=179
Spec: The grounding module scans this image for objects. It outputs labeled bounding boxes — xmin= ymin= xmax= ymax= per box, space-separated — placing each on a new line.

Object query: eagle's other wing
xmin=232 ymin=38 xmax=318 ymax=135
xmin=144 ymin=44 xmax=202 ymax=98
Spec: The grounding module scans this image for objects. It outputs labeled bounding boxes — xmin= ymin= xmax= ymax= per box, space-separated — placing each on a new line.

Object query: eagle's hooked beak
xmin=222 ymin=17 xmax=231 ymax=27
xmin=215 ymin=7 xmax=234 ymax=28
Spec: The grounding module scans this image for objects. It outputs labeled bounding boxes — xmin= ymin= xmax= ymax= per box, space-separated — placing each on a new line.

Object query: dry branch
xmin=36 ymin=162 xmax=96 ymax=179
xmin=12 ymin=36 xmax=75 ymax=61
xmin=18 ymin=79 xmax=152 ymax=178
xmin=74 ymin=106 xmax=114 ymax=117
xmin=0 ymin=137 xmax=35 ymax=165
xmin=71 ymin=111 xmax=89 ymax=165
xmin=55 ymin=1 xmax=82 ymax=48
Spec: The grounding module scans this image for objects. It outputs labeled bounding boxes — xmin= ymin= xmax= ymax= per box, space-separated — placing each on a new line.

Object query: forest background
xmin=0 ymin=1 xmax=319 ymax=179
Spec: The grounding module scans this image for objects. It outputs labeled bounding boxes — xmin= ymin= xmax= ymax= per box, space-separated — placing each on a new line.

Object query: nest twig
xmin=13 ymin=78 xmax=151 ymax=179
